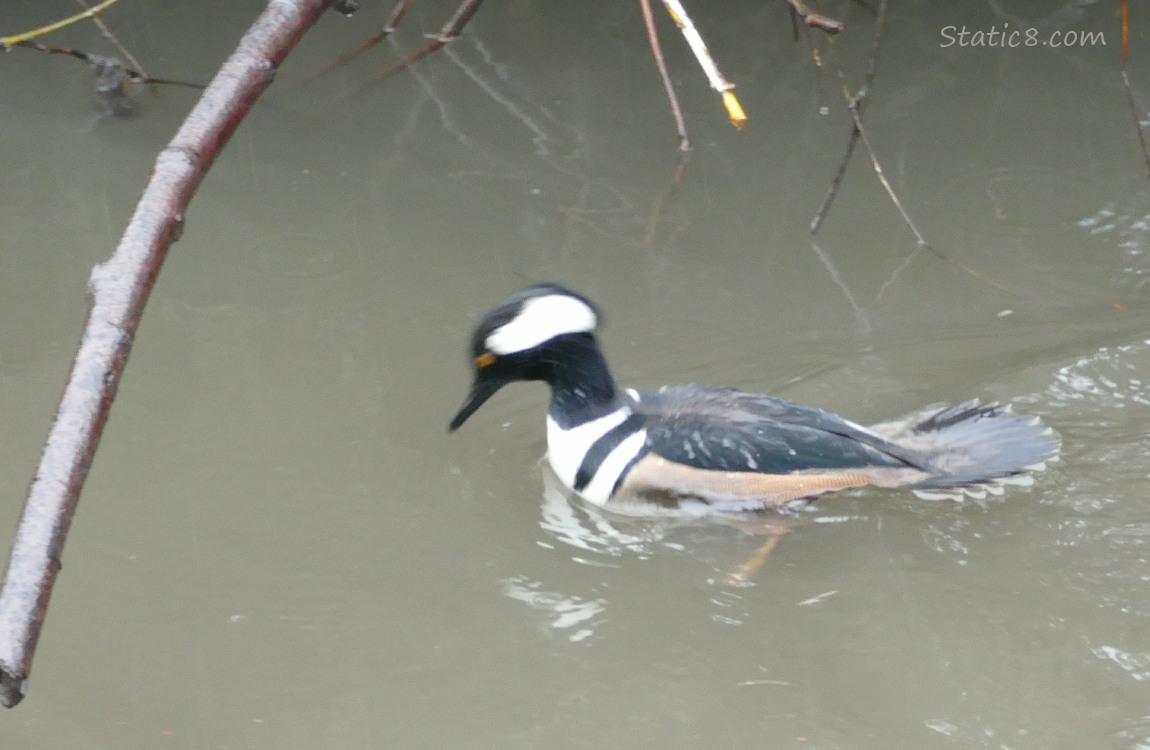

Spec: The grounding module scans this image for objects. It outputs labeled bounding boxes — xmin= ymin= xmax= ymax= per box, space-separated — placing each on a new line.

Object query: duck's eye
xmin=475 ymin=352 xmax=497 ymax=368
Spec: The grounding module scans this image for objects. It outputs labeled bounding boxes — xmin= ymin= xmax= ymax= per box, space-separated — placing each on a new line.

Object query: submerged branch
xmin=0 ymin=0 xmax=338 ymax=709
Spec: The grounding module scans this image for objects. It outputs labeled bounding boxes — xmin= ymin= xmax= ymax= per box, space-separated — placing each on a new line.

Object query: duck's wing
xmin=630 ymin=385 xmax=927 ymax=474
xmin=607 ymin=386 xmax=933 ymax=512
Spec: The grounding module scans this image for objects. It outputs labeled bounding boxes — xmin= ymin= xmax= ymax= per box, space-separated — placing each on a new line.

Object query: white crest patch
xmin=486 ymin=294 xmax=597 ymax=354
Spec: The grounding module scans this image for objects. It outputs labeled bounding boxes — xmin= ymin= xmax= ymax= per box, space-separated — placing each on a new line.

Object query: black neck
xmin=542 ymin=334 xmax=625 ymax=428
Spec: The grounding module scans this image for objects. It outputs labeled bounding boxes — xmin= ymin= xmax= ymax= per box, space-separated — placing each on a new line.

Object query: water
xmin=1 ymin=1 xmax=1148 ymax=747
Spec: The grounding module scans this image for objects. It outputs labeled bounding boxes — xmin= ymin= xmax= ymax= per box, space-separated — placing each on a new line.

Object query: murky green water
xmin=1 ymin=1 xmax=1148 ymax=748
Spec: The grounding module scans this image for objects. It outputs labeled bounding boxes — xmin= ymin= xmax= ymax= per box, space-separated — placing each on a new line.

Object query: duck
xmin=448 ymin=284 xmax=1059 ymax=516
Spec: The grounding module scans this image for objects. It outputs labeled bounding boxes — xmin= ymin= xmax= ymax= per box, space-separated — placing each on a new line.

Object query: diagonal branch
xmin=359 ymin=0 xmax=485 ymax=89
xmin=1121 ymin=71 xmax=1150 ymax=179
xmin=0 ymin=0 xmax=338 ymax=709
xmin=0 ymin=0 xmax=123 ymax=47
xmin=810 ymin=0 xmax=887 ymax=233
xmin=640 ymin=0 xmax=689 ymax=151
xmin=846 ymin=101 xmax=1010 ymax=292
xmin=784 ymin=0 xmax=844 ymax=35
xmin=316 ymin=0 xmax=413 ymax=75
xmin=1119 ymin=0 xmax=1150 ymax=178
xmin=660 ymin=0 xmax=747 ymax=129
xmin=74 ymin=0 xmax=149 ymax=83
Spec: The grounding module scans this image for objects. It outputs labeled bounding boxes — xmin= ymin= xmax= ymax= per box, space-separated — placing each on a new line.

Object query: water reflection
xmin=1092 ymin=644 xmax=1150 ymax=683
xmin=500 ymin=575 xmax=606 ymax=643
xmin=537 ymin=466 xmax=669 ymax=560
xmin=1048 ymin=339 xmax=1150 ymax=409
xmin=1113 ymin=715 xmax=1150 ymax=750
xmin=1077 ymin=203 xmax=1150 ymax=289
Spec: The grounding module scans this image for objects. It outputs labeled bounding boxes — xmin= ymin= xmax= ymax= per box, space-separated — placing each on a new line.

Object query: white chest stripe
xmin=546 ymin=410 xmax=646 ymax=506
xmin=580 ymin=430 xmax=647 ymax=505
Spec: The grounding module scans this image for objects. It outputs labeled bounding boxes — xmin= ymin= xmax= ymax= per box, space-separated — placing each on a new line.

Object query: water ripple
xmin=501 ymin=575 xmax=606 ymax=642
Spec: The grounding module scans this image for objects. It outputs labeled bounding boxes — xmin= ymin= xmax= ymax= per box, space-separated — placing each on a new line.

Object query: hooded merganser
xmin=449 ymin=284 xmax=1059 ymax=515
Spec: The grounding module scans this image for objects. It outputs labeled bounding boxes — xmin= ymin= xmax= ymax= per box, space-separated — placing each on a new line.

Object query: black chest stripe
xmin=573 ymin=413 xmax=646 ymax=492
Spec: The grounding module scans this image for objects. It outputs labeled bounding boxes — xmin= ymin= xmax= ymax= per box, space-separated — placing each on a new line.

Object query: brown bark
xmin=0 ymin=0 xmax=337 ymax=708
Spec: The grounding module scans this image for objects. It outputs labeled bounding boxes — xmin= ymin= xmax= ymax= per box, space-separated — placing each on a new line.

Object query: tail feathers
xmin=887 ymin=400 xmax=1059 ymax=493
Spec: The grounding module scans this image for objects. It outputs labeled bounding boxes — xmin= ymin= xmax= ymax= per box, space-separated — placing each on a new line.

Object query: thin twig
xmin=13 ymin=41 xmax=203 ymax=90
xmin=810 ymin=0 xmax=887 ymax=233
xmin=317 ymin=0 xmax=414 ymax=75
xmin=0 ymin=0 xmax=338 ymax=709
xmin=74 ymin=0 xmax=148 ymax=82
xmin=845 ymin=103 xmax=926 ymax=246
xmin=809 ymin=0 xmax=1008 ymax=291
xmin=810 ymin=131 xmax=858 ymax=233
xmin=640 ymin=0 xmax=689 ymax=151
xmin=847 ymin=102 xmax=1010 ymax=291
xmin=1121 ymin=72 xmax=1150 ymax=179
xmin=1119 ymin=1 xmax=1150 ymax=178
xmin=785 ymin=0 xmax=844 ymax=34
xmin=857 ymin=0 xmax=886 ymax=98
xmin=358 ymin=0 xmax=485 ymax=90
xmin=1122 ymin=0 xmax=1129 ymax=61
xmin=0 ymin=0 xmax=123 ymax=47
xmin=384 ymin=0 xmax=416 ymax=33
xmin=14 ymin=38 xmax=201 ymax=118
xmin=318 ymin=28 xmax=394 ymax=75
xmin=660 ymin=0 xmax=747 ymax=129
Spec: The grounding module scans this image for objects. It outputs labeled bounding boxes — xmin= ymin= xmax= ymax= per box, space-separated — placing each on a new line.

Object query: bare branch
xmin=358 ymin=0 xmax=485 ymax=89
xmin=846 ymin=102 xmax=1010 ymax=292
xmin=1119 ymin=1 xmax=1150 ymax=178
xmin=660 ymin=0 xmax=747 ymax=129
xmin=640 ymin=0 xmax=689 ymax=151
xmin=0 ymin=0 xmax=338 ymax=709
xmin=1121 ymin=71 xmax=1150 ymax=179
xmin=316 ymin=0 xmax=413 ymax=75
xmin=810 ymin=0 xmax=887 ymax=233
xmin=784 ymin=0 xmax=843 ymax=35
xmin=74 ymin=0 xmax=149 ymax=84
xmin=0 ymin=0 xmax=124 ymax=47
xmin=844 ymin=101 xmax=927 ymax=247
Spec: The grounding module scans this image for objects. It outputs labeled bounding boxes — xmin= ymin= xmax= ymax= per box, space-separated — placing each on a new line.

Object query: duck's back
xmin=605 ymin=386 xmax=1056 ymax=514
xmin=631 ymin=385 xmax=926 ymax=474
